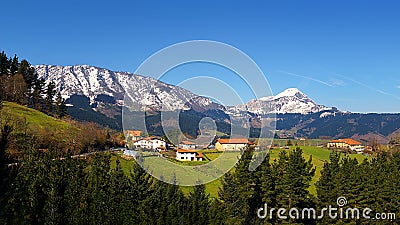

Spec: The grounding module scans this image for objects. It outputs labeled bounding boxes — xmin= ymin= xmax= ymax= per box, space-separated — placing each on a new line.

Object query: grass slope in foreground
xmin=1 ymin=102 xmax=81 ymax=154
xmin=1 ymin=102 xmax=73 ymax=132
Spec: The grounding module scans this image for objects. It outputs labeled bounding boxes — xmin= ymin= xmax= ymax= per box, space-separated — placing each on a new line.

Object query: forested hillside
xmin=0 ymin=51 xmax=67 ymax=118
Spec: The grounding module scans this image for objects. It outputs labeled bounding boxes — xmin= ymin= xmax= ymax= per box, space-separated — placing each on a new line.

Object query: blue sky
xmin=1 ymin=0 xmax=399 ymax=112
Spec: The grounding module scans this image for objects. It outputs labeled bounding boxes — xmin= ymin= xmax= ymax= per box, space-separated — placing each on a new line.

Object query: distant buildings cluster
xmin=123 ymin=129 xmax=367 ymax=163
xmin=123 ymin=130 xmax=254 ymax=162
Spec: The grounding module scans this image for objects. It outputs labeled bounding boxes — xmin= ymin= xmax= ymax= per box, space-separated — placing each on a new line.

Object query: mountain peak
xmin=238 ymin=87 xmax=331 ymax=114
xmin=274 ymin=88 xmax=305 ymax=99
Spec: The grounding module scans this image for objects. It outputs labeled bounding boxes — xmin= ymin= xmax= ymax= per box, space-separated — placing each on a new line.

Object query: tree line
xmin=0 ymin=51 xmax=66 ymax=118
xmin=1 ymin=141 xmax=399 ymax=224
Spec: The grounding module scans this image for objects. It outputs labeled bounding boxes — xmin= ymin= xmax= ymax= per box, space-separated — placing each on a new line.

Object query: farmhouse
xmin=125 ymin=130 xmax=142 ymax=141
xmin=132 ymin=136 xmax=166 ymax=151
xmin=179 ymin=141 xmax=197 ymax=150
xmin=327 ymin=138 xmax=365 ymax=152
xmin=176 ymin=149 xmax=203 ymax=161
xmin=215 ymin=138 xmax=250 ymax=151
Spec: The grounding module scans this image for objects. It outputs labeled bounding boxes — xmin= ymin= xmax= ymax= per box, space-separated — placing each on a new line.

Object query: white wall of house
xmin=221 ymin=143 xmax=247 ymax=151
xmin=327 ymin=142 xmax=365 ymax=152
xmin=133 ymin=140 xmax=151 ymax=149
xmin=133 ymin=139 xmax=166 ymax=150
xmin=176 ymin=152 xmax=202 ymax=161
xmin=151 ymin=139 xmax=166 ymax=150
xmin=350 ymin=145 xmax=365 ymax=152
xmin=179 ymin=143 xmax=197 ymax=149
xmin=327 ymin=142 xmax=347 ymax=148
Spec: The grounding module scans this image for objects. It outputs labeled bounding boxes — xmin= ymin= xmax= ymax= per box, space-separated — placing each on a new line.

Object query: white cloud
xmin=335 ymin=73 xmax=400 ymax=101
xmin=329 ymin=78 xmax=347 ymax=87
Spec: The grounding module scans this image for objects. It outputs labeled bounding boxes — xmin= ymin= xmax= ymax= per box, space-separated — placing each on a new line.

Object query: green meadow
xmin=111 ymin=146 xmax=370 ymax=198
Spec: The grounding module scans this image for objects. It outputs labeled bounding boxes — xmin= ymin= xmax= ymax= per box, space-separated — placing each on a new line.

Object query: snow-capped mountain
xmin=34 ymin=65 xmax=332 ymax=119
xmin=34 ymin=65 xmax=222 ymax=112
xmin=237 ymin=88 xmax=331 ymax=114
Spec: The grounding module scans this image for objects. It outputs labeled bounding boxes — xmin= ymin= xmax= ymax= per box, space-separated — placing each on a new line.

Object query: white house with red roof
xmin=327 ymin=138 xmax=365 ymax=152
xmin=176 ymin=149 xmax=203 ymax=161
xmin=132 ymin=136 xmax=166 ymax=151
xmin=125 ymin=130 xmax=142 ymax=141
xmin=215 ymin=138 xmax=250 ymax=151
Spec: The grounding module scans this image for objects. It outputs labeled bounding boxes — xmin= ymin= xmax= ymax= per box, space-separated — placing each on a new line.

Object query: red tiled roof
xmin=217 ymin=138 xmax=249 ymax=144
xmin=126 ymin=130 xmax=142 ymax=136
xmin=329 ymin=138 xmax=362 ymax=146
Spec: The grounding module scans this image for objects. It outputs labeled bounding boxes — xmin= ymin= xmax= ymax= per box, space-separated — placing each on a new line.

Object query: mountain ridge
xmin=33 ymin=64 xmax=400 ymax=143
xmin=34 ymin=64 xmax=222 ymax=112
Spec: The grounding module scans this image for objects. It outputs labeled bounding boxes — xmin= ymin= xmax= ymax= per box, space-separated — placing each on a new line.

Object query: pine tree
xmin=218 ymin=148 xmax=262 ymax=224
xmin=0 ymin=84 xmax=3 ymax=110
xmin=187 ymin=183 xmax=210 ymax=225
xmin=208 ymin=198 xmax=225 ymax=225
xmin=274 ymin=147 xmax=316 ymax=224
xmin=31 ymin=77 xmax=45 ymax=110
xmin=63 ymin=156 xmax=90 ymax=225
xmin=10 ymin=55 xmax=19 ymax=75
xmin=316 ymin=151 xmax=341 ymax=206
xmin=0 ymin=123 xmax=13 ymax=223
xmin=0 ymin=51 xmax=10 ymax=75
xmin=18 ymin=59 xmax=37 ymax=92
xmin=87 ymin=154 xmax=112 ymax=224
xmin=257 ymin=152 xmax=277 ymax=223
xmin=45 ymin=81 xmax=56 ymax=113
xmin=55 ymin=92 xmax=67 ymax=118
xmin=108 ymin=159 xmax=138 ymax=224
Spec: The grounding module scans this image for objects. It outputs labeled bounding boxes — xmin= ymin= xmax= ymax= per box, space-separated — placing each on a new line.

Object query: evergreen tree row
xmin=0 ymin=51 xmax=66 ymax=118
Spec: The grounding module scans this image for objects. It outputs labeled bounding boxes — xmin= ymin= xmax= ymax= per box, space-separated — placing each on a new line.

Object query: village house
xmin=327 ymin=138 xmax=365 ymax=152
xmin=125 ymin=130 xmax=142 ymax=141
xmin=178 ymin=141 xmax=197 ymax=150
xmin=176 ymin=149 xmax=203 ymax=161
xmin=215 ymin=138 xmax=250 ymax=151
xmin=132 ymin=136 xmax=166 ymax=151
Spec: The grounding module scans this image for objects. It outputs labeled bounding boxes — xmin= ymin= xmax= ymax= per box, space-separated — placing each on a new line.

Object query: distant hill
xmin=271 ymin=111 xmax=400 ymax=143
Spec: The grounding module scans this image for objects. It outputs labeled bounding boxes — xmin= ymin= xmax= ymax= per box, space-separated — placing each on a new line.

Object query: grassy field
xmin=111 ymin=146 xmax=371 ymax=199
xmin=258 ymin=138 xmax=330 ymax=147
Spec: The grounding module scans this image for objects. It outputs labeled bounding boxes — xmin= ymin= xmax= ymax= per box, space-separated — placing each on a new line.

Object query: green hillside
xmin=1 ymin=101 xmax=75 ymax=133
